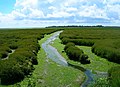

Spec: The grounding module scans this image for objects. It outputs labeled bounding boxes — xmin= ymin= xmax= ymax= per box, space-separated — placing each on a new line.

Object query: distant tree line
xmin=46 ymin=25 xmax=103 ymax=28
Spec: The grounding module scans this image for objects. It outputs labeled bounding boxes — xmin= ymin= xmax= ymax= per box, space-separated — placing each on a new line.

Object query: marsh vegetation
xmin=0 ymin=27 xmax=120 ymax=87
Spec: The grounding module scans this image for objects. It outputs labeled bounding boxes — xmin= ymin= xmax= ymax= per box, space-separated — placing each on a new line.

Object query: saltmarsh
xmin=51 ymin=38 xmax=120 ymax=73
xmin=1 ymin=32 xmax=85 ymax=87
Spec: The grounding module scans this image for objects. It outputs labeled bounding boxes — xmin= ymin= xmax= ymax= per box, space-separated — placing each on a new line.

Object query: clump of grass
xmin=89 ymin=77 xmax=110 ymax=87
xmin=108 ymin=66 xmax=120 ymax=87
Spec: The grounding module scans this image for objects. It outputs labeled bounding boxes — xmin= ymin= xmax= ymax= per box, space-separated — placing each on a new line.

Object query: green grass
xmin=51 ymin=38 xmax=120 ymax=73
xmin=78 ymin=46 xmax=120 ymax=72
xmin=0 ymin=33 xmax=85 ymax=87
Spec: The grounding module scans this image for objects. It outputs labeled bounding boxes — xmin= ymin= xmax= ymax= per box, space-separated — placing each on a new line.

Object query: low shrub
xmin=0 ymin=60 xmax=24 ymax=85
xmin=66 ymin=46 xmax=83 ymax=61
xmin=0 ymin=29 xmax=58 ymax=85
xmin=64 ymin=42 xmax=75 ymax=51
xmin=9 ymin=43 xmax=18 ymax=49
xmin=108 ymin=66 xmax=120 ymax=87
xmin=64 ymin=42 xmax=90 ymax=64
xmin=80 ymin=54 xmax=90 ymax=64
xmin=0 ymin=51 xmax=8 ymax=58
xmin=92 ymin=40 xmax=120 ymax=64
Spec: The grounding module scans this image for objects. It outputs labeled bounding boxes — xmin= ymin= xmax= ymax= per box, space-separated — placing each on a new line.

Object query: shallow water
xmin=41 ymin=31 xmax=68 ymax=66
xmin=81 ymin=69 xmax=94 ymax=87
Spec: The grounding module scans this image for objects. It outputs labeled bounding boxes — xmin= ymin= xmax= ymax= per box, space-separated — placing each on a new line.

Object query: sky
xmin=0 ymin=0 xmax=120 ymax=28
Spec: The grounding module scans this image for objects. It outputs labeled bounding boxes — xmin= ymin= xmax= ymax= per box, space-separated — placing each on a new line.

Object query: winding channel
xmin=41 ymin=31 xmax=99 ymax=87
xmin=41 ymin=31 xmax=68 ymax=66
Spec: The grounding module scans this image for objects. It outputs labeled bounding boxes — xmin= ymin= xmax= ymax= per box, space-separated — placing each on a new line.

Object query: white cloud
xmin=15 ymin=0 xmax=38 ymax=8
xmin=0 ymin=0 xmax=120 ymax=28
xmin=78 ymin=4 xmax=108 ymax=19
xmin=106 ymin=0 xmax=120 ymax=4
xmin=106 ymin=4 xmax=120 ymax=14
xmin=48 ymin=6 xmax=56 ymax=10
xmin=11 ymin=10 xmax=26 ymax=18
xmin=0 ymin=12 xmax=2 ymax=16
xmin=63 ymin=0 xmax=88 ymax=7
xmin=47 ymin=0 xmax=55 ymax=3
xmin=47 ymin=11 xmax=74 ymax=18
xmin=65 ymin=7 xmax=78 ymax=12
xmin=29 ymin=9 xmax=44 ymax=18
xmin=13 ymin=0 xmax=45 ymax=19
xmin=11 ymin=0 xmax=120 ymax=21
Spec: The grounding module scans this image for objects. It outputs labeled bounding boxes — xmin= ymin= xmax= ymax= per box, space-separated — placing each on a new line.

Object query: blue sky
xmin=0 ymin=0 xmax=16 ymax=14
xmin=0 ymin=0 xmax=120 ymax=28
